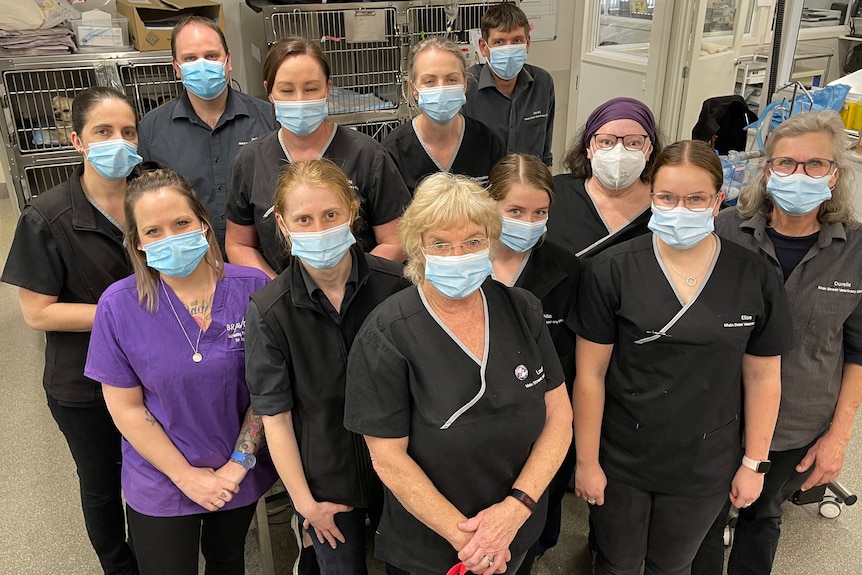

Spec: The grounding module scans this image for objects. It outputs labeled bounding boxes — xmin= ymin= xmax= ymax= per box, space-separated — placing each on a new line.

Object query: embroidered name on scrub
xmin=817 ymin=281 xmax=862 ymax=294
xmin=227 ymin=318 xmax=247 ymax=343
xmin=524 ymin=110 xmax=548 ymax=122
xmin=724 ymin=315 xmax=755 ymax=328
xmin=544 ymin=312 xmax=564 ymax=325
xmin=525 ymin=366 xmax=545 ymax=389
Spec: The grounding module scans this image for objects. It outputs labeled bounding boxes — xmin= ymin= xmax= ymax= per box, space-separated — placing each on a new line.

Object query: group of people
xmin=2 ymin=3 xmax=861 ymax=575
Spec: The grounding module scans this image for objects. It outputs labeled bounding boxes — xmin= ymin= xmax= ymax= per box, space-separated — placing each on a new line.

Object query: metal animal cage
xmin=269 ymin=6 xmax=402 ymax=116
xmin=119 ymin=63 xmax=184 ymax=119
xmin=0 ymin=51 xmax=179 ymax=212
xmin=240 ymin=0 xmax=512 ymax=126
xmin=344 ymin=118 xmax=403 ymax=143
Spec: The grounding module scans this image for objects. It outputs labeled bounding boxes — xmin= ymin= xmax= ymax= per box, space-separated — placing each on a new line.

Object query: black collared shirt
xmin=463 ymin=63 xmax=555 ymax=166
xmin=298 ymin=251 xmax=360 ymax=325
xmin=137 ymin=88 xmax=277 ymax=250
xmin=1 ymin=164 xmax=133 ymax=404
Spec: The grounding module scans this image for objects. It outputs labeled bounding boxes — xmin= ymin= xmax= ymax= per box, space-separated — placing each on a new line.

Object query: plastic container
xmin=71 ymin=14 xmax=129 ymax=49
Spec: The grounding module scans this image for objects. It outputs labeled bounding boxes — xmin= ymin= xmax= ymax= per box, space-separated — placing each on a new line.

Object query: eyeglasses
xmin=592 ymin=133 xmax=649 ymax=151
xmin=650 ymin=192 xmax=717 ymax=212
xmin=768 ymin=157 xmax=836 ymax=179
xmin=422 ymin=238 xmax=490 ymax=256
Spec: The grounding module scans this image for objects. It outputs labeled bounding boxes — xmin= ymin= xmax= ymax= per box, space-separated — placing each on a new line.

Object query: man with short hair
xmin=464 ymin=2 xmax=555 ymax=168
xmin=137 ymin=16 xmax=277 ymax=253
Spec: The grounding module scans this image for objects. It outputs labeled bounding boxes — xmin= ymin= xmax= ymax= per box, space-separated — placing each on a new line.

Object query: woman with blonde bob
xmin=488 ymin=153 xmax=579 ymax=569
xmin=345 ymin=172 xmax=572 ymax=575
xmin=85 ymin=168 xmax=276 ymax=574
xmin=694 ymin=111 xmax=862 ymax=575
xmin=244 ymin=159 xmax=409 ymax=575
xmin=383 ymin=36 xmax=505 ymax=194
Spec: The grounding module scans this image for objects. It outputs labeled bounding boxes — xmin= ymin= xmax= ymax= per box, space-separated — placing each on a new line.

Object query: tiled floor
xmin=1 ymin=188 xmax=861 ymax=574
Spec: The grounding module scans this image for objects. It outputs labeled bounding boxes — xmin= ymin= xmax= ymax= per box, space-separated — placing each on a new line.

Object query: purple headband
xmin=583 ymin=97 xmax=657 ymax=148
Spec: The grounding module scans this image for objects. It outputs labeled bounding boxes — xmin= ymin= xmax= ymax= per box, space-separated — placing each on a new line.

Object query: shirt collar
xmin=69 ymin=164 xmax=100 ymax=231
xmin=298 ymin=248 xmax=360 ymax=299
xmin=289 ymin=245 xmax=367 ymax=309
xmin=740 ymin=210 xmax=846 ymax=250
xmin=477 ymin=62 xmax=534 ymax=93
xmin=172 ymin=87 xmax=249 ymax=127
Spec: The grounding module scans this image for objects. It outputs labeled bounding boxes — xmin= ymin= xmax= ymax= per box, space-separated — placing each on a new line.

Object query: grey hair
xmin=736 ymin=111 xmax=857 ymax=227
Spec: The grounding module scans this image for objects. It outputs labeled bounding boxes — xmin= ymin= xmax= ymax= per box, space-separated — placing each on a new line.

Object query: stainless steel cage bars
xmin=0 ymin=51 xmax=181 ymax=212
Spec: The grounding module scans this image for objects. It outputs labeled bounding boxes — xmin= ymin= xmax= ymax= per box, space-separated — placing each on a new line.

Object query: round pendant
xmin=192 ymin=352 xmax=203 ymax=363
xmin=685 ymin=277 xmax=697 ymax=287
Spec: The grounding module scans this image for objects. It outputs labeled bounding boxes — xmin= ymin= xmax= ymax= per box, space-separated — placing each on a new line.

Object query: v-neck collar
xmin=277 ymin=124 xmax=337 ymax=162
xmin=160 ymin=275 xmax=225 ymax=348
xmin=413 ymin=115 xmax=465 ymax=173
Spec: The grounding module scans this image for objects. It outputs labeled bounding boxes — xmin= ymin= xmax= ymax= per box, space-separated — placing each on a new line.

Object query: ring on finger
xmin=587 ymin=499 xmax=596 ymax=505
xmin=484 ymin=555 xmax=494 ymax=567
xmin=220 ymin=491 xmax=227 ymax=499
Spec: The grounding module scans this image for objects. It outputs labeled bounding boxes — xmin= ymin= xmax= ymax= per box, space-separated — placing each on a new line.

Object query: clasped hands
xmin=456 ymin=497 xmax=531 ymax=575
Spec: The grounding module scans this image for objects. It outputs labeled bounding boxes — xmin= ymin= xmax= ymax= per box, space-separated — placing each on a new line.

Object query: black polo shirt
xmin=463 ymin=63 xmax=555 ymax=166
xmin=382 ymin=115 xmax=505 ymax=194
xmin=225 ymin=127 xmax=411 ymax=273
xmin=546 ymin=175 xmax=652 ymax=258
xmin=1 ymin=164 xmax=132 ymax=404
xmin=245 ymin=246 xmax=409 ymax=506
xmin=137 ymin=88 xmax=277 ymax=251
xmin=577 ymin=234 xmax=791 ymax=495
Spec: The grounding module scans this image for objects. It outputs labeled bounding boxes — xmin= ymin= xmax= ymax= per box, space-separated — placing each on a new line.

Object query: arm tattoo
xmin=144 ymin=408 xmax=159 ymax=427
xmin=234 ymin=406 xmax=266 ymax=453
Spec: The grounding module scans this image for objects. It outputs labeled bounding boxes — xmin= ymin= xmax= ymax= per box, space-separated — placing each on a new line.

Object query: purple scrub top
xmin=85 ymin=264 xmax=277 ymax=517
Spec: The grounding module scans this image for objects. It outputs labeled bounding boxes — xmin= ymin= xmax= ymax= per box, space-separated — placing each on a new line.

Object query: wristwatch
xmin=230 ymin=450 xmax=257 ymax=471
xmin=742 ymin=455 xmax=771 ymax=474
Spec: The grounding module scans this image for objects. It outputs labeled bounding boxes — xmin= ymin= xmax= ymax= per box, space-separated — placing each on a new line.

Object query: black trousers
xmin=127 ymin=502 xmax=257 ymax=575
xmin=691 ymin=440 xmax=816 ymax=575
xmin=591 ymin=478 xmax=728 ymax=575
xmin=47 ymin=395 xmax=137 ymax=575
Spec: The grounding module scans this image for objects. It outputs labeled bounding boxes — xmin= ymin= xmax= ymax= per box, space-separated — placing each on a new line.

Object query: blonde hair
xmin=400 ymin=172 xmax=501 ymax=285
xmin=407 ymin=36 xmax=467 ymax=85
xmin=736 ymin=111 xmax=857 ymax=226
xmin=125 ymin=169 xmax=224 ymax=312
xmin=273 ymin=159 xmax=361 ymax=252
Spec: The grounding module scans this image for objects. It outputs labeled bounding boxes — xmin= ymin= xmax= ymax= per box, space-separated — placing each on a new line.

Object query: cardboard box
xmin=116 ymin=0 xmax=225 ymax=52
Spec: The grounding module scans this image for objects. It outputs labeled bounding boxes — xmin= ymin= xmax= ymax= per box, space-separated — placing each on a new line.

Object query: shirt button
xmin=215 ymin=158 xmax=219 ymax=163
xmin=218 ymin=186 xmax=224 ymax=191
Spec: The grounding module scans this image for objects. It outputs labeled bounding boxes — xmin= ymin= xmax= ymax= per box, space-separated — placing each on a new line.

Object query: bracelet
xmin=509 ymin=488 xmax=535 ymax=512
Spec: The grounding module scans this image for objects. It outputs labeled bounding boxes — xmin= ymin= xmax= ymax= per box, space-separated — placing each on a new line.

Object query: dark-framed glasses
xmin=650 ymin=192 xmax=717 ymax=212
xmin=768 ymin=157 xmax=836 ymax=179
xmin=422 ymin=237 xmax=490 ymax=257
xmin=592 ymin=133 xmax=649 ymax=151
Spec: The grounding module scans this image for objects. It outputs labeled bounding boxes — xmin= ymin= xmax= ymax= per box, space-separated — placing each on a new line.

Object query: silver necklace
xmin=161 ymin=280 xmax=204 ymax=363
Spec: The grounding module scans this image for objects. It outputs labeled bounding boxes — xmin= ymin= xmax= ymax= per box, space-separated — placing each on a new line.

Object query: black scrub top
xmin=225 ymin=126 xmax=411 ymax=273
xmin=577 ymin=234 xmax=791 ymax=496
xmin=546 ymin=175 xmax=651 ymax=258
xmin=511 ymin=241 xmax=579 ymax=387
xmin=345 ymin=280 xmax=565 ymax=575
xmin=382 ymin=115 xmax=506 ymax=194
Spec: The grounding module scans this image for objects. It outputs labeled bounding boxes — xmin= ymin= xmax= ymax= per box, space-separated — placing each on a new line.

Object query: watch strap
xmin=509 ymin=488 xmax=535 ymax=512
xmin=742 ymin=455 xmax=770 ymax=473
xmin=230 ymin=450 xmax=256 ymax=470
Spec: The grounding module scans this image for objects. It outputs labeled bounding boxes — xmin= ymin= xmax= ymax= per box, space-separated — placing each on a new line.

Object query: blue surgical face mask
xmin=274 ymin=98 xmax=329 ymax=137
xmin=180 ymin=58 xmax=227 ymax=101
xmin=289 ymin=221 xmax=356 ymax=270
xmin=85 ymin=139 xmax=142 ymax=180
xmin=500 ymin=216 xmax=547 ymax=252
xmin=488 ymin=44 xmax=528 ymax=80
xmin=143 ymin=228 xmax=210 ymax=278
xmin=417 ymin=85 xmax=466 ymax=125
xmin=766 ymin=172 xmax=832 ymax=216
xmin=648 ymin=206 xmax=715 ymax=250
xmin=424 ymin=248 xmax=492 ymax=299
